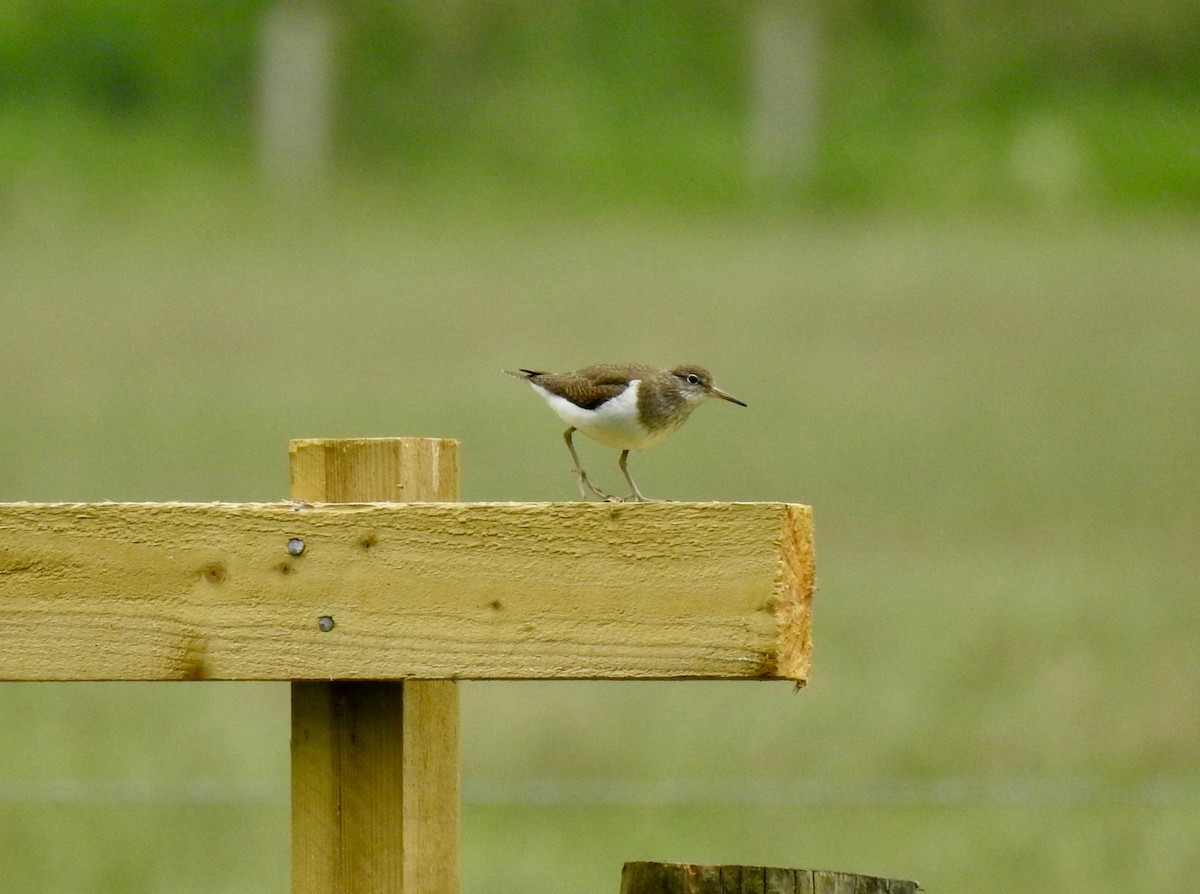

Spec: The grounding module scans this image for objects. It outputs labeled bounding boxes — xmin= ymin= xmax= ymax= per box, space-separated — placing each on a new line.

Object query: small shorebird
xmin=505 ymin=363 xmax=746 ymax=501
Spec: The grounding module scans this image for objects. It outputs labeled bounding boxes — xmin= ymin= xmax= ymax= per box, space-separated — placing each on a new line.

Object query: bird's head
xmin=670 ymin=365 xmax=747 ymax=408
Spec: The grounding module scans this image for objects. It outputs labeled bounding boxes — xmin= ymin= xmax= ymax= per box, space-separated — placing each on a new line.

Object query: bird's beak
xmin=710 ymin=386 xmax=747 ymax=407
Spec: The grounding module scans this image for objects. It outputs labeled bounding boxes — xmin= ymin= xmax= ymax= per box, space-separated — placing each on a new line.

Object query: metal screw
xmin=287 ymin=538 xmax=305 ymax=556
xmin=317 ymin=615 xmax=334 ymax=632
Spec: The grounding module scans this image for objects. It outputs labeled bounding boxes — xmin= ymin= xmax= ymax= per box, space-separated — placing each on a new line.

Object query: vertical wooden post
xmin=257 ymin=0 xmax=334 ymax=186
xmin=289 ymin=438 xmax=460 ymax=894
xmin=747 ymin=0 xmax=820 ymax=187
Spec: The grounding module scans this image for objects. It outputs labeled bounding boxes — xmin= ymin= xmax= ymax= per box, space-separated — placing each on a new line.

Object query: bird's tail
xmin=502 ymin=369 xmax=544 ymax=380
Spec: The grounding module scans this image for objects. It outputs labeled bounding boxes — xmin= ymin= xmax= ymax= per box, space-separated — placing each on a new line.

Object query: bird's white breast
xmin=531 ymin=380 xmax=666 ymax=450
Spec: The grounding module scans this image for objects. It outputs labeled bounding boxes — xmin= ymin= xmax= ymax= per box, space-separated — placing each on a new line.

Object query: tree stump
xmin=620 ymin=862 xmax=919 ymax=894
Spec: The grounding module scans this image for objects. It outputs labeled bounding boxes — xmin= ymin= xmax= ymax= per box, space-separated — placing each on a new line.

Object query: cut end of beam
xmin=775 ymin=503 xmax=815 ymax=683
xmin=289 ymin=437 xmax=460 ymax=503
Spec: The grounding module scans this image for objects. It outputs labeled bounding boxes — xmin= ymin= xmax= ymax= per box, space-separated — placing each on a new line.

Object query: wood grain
xmin=620 ymin=862 xmax=919 ymax=894
xmin=0 ymin=500 xmax=813 ymax=682
xmin=289 ymin=437 xmax=460 ymax=894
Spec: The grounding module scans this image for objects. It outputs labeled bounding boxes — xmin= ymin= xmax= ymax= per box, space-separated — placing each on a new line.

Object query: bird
xmin=504 ymin=363 xmax=746 ymax=501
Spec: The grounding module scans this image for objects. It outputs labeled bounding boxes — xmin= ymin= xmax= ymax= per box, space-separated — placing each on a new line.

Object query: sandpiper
xmin=505 ymin=363 xmax=746 ymax=501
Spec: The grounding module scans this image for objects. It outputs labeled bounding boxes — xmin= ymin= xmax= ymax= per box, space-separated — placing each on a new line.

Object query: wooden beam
xmin=289 ymin=437 xmax=459 ymax=894
xmin=0 ymin=500 xmax=813 ymax=682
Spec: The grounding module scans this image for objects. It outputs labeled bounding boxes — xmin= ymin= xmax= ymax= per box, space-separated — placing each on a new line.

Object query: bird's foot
xmin=575 ymin=470 xmax=616 ymax=502
xmin=621 ymin=492 xmax=660 ymax=503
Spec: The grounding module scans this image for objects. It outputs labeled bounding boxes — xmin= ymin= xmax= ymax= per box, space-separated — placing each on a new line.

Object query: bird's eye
xmin=686 ymin=374 xmax=701 ymax=385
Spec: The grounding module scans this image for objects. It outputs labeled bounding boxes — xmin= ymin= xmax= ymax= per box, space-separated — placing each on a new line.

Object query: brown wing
xmin=530 ymin=364 xmax=654 ymax=410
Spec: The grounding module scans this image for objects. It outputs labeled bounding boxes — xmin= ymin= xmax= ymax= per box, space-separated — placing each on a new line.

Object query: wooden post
xmin=289 ymin=438 xmax=460 ymax=894
xmin=257 ymin=0 xmax=334 ymax=186
xmin=747 ymin=0 xmax=820 ymax=187
xmin=620 ymin=862 xmax=919 ymax=894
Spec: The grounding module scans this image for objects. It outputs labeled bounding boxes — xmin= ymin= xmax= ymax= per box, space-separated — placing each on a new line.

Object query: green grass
xmin=1 ymin=168 xmax=1198 ymax=892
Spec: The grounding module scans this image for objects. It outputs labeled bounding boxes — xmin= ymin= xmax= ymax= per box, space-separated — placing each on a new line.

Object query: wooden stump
xmin=620 ymin=862 xmax=919 ymax=894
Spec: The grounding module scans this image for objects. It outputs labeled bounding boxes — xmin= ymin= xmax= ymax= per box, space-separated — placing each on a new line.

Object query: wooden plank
xmin=0 ymin=500 xmax=812 ymax=682
xmin=289 ymin=437 xmax=459 ymax=894
xmin=620 ymin=863 xmax=918 ymax=894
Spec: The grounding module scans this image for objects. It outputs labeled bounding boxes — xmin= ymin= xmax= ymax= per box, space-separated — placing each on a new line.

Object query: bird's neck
xmin=637 ymin=380 xmax=702 ymax=432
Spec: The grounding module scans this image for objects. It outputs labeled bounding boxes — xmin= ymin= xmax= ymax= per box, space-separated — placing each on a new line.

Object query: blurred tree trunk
xmin=748 ymin=0 xmax=820 ymax=189
xmin=257 ymin=0 xmax=334 ymax=186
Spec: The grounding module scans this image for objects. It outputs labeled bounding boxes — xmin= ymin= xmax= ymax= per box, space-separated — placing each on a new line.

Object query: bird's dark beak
xmin=710 ymin=386 xmax=747 ymax=407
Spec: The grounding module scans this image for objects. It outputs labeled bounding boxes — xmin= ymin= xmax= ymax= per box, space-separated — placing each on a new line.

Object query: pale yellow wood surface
xmin=290 ymin=437 xmax=459 ymax=503
xmin=289 ymin=437 xmax=460 ymax=894
xmin=0 ymin=499 xmax=812 ymax=682
xmin=399 ymin=678 xmax=459 ymax=894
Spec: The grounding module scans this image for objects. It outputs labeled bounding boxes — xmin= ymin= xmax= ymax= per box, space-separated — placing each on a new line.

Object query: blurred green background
xmin=2 ymin=1 xmax=1198 ymax=892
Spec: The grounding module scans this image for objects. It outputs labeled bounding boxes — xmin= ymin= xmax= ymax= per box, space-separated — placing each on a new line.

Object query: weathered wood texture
xmin=0 ymin=498 xmax=812 ymax=682
xmin=290 ymin=437 xmax=460 ymax=894
xmin=620 ymin=862 xmax=919 ymax=894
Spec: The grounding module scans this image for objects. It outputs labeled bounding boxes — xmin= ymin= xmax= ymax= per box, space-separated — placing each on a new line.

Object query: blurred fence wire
xmin=3 ymin=777 xmax=1197 ymax=807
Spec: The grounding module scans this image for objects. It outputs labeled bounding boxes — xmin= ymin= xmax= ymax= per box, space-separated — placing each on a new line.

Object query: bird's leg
xmin=563 ymin=428 xmax=615 ymax=501
xmin=618 ymin=450 xmax=655 ymax=502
